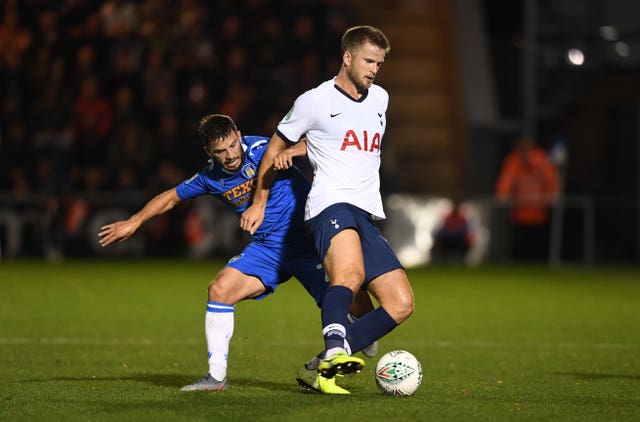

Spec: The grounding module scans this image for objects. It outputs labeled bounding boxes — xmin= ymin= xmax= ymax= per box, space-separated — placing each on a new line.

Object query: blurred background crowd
xmin=0 ymin=0 xmax=358 ymax=258
xmin=1 ymin=0 xmax=352 ymax=195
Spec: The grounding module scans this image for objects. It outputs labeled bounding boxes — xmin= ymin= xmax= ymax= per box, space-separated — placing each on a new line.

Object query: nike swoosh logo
xmin=378 ymin=113 xmax=382 ymax=117
xmin=330 ymin=113 xmax=342 ymax=118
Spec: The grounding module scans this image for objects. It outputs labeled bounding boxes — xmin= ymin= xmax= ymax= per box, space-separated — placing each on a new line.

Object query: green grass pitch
xmin=1 ymin=260 xmax=639 ymax=421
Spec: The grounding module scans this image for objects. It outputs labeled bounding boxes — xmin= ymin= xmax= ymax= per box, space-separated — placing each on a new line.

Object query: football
xmin=375 ymin=350 xmax=423 ymax=396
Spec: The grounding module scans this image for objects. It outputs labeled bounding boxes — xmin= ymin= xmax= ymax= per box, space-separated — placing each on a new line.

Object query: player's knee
xmin=389 ymin=293 xmax=414 ymax=324
xmin=398 ymin=296 xmax=414 ymax=322
xmin=208 ymin=280 xmax=229 ymax=302
xmin=332 ymin=267 xmax=365 ymax=291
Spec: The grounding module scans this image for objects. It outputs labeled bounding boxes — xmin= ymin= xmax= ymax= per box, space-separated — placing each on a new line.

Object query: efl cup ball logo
xmin=375 ymin=350 xmax=423 ymax=396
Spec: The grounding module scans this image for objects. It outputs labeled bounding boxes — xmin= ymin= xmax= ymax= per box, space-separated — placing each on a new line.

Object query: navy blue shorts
xmin=305 ymin=203 xmax=403 ymax=286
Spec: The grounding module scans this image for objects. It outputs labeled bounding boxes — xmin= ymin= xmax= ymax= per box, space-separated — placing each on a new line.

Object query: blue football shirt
xmin=175 ymin=136 xmax=311 ymax=248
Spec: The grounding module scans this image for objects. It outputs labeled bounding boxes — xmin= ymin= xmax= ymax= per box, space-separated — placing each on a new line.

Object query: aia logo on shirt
xmin=341 ymin=130 xmax=381 ymax=152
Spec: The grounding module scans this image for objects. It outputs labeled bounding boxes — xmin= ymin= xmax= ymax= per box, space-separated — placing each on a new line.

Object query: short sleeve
xmin=277 ymin=90 xmax=316 ymax=144
xmin=176 ymin=170 xmax=210 ymax=200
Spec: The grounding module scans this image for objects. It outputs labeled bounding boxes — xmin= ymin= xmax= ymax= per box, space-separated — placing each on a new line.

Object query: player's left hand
xmin=273 ymin=149 xmax=295 ymax=170
xmin=240 ymin=203 xmax=265 ymax=235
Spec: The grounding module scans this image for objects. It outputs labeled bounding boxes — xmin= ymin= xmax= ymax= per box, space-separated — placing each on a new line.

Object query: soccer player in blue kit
xmin=242 ymin=25 xmax=415 ymax=392
xmin=98 ymin=114 xmax=376 ymax=393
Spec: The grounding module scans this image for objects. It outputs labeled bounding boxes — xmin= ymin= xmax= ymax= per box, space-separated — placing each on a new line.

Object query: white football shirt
xmin=277 ymin=78 xmax=388 ymax=220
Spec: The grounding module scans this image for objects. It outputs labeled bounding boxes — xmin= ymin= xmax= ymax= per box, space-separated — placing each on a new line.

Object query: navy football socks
xmin=345 ymin=306 xmax=397 ymax=353
xmin=321 ymin=285 xmax=353 ymax=351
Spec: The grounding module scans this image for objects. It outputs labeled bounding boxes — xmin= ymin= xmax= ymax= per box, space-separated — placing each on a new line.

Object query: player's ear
xmin=343 ymin=50 xmax=352 ymax=67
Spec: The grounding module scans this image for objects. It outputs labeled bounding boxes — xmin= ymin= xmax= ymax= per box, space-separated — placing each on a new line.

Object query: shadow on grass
xmin=20 ymin=373 xmax=304 ymax=392
xmin=551 ymin=372 xmax=640 ymax=381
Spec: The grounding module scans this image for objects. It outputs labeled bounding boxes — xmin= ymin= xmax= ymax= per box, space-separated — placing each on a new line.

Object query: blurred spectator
xmin=154 ymin=111 xmax=182 ymax=163
xmin=141 ymin=46 xmax=176 ymax=120
xmin=431 ymin=200 xmax=473 ymax=264
xmin=0 ymin=119 xmax=32 ymax=194
xmin=67 ymin=44 xmax=103 ymax=88
xmin=0 ymin=6 xmax=32 ymax=117
xmin=28 ymin=45 xmax=61 ymax=100
xmin=99 ymin=0 xmax=139 ymax=39
xmin=495 ymin=136 xmax=560 ymax=261
xmin=112 ymin=84 xmax=141 ymax=125
xmin=31 ymin=83 xmax=74 ymax=191
xmin=288 ymin=14 xmax=318 ymax=60
xmin=106 ymin=120 xmax=152 ymax=189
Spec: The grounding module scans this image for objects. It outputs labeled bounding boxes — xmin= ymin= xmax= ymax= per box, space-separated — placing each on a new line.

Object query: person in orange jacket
xmin=495 ymin=136 xmax=559 ymax=261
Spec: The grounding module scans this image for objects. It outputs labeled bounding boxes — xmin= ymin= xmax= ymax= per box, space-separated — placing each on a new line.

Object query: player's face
xmin=206 ymin=131 xmax=244 ymax=172
xmin=346 ymin=41 xmax=386 ymax=94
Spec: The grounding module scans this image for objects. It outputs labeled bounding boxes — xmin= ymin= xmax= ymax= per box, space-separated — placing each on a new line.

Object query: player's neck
xmin=334 ymin=72 xmax=364 ymax=100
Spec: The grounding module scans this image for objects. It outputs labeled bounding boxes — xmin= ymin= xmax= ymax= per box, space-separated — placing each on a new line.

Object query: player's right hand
xmin=98 ymin=221 xmax=135 ymax=247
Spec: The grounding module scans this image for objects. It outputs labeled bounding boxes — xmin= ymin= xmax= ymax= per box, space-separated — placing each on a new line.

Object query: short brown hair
xmin=197 ymin=114 xmax=238 ymax=146
xmin=341 ymin=25 xmax=391 ymax=55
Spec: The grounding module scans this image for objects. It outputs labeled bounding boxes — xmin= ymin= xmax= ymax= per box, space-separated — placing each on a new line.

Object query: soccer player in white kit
xmin=242 ymin=25 xmax=414 ymax=393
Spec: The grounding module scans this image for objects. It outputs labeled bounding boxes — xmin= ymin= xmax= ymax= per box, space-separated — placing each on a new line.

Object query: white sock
xmin=343 ymin=339 xmax=352 ymax=356
xmin=205 ymin=301 xmax=234 ymax=380
xmin=322 ymin=323 xmax=346 ymax=358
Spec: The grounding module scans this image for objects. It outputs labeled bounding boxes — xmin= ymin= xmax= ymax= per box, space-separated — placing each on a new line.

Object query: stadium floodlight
xmin=566 ymin=48 xmax=585 ymax=66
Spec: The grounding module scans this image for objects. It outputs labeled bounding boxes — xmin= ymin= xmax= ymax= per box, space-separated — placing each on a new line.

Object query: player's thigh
xmin=324 ymin=228 xmax=365 ymax=291
xmin=287 ymin=254 xmax=329 ymax=307
xmin=208 ymin=266 xmax=267 ymax=304
xmin=367 ymin=269 xmax=414 ymax=323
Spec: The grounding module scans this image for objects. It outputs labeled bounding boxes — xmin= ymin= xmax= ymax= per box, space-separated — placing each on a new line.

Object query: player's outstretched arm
xmin=273 ymin=138 xmax=308 ymax=170
xmin=98 ymin=188 xmax=182 ymax=247
xmin=240 ymin=133 xmax=289 ymax=234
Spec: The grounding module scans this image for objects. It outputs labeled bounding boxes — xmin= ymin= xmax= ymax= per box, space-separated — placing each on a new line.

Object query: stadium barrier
xmin=0 ymin=191 xmax=248 ymax=260
xmin=1 ymin=191 xmax=637 ymax=264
